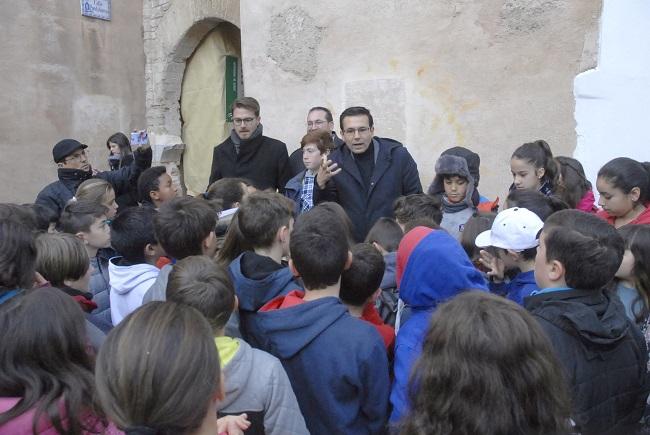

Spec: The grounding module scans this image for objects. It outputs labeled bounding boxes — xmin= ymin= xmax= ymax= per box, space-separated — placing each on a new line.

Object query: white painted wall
xmin=574 ymin=0 xmax=650 ymax=200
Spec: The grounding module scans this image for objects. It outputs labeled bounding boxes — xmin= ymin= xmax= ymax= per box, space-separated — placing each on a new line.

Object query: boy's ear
xmin=372 ymin=242 xmax=388 ymax=255
xmin=628 ymin=186 xmax=641 ymax=203
xmin=278 ymin=224 xmax=290 ymax=245
xmin=149 ymin=190 xmax=160 ymax=202
xmin=288 ymin=258 xmax=300 ymax=277
xmin=202 ymin=231 xmax=217 ymax=256
xmin=505 ymin=249 xmax=521 ymax=261
xmin=536 ymin=167 xmax=546 ymax=180
xmin=343 ymin=250 xmax=353 ymax=271
xmin=372 ymin=288 xmax=381 ymax=302
xmin=144 ymin=243 xmax=158 ymax=258
xmin=547 ymin=259 xmax=565 ymax=282
xmin=75 ymin=232 xmax=88 ymax=245
xmin=233 ymin=295 xmax=239 ymax=313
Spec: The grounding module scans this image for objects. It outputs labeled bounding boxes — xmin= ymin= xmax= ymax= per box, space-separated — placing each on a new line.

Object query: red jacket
xmin=597 ymin=204 xmax=650 ymax=226
xmin=361 ymin=303 xmax=395 ymax=354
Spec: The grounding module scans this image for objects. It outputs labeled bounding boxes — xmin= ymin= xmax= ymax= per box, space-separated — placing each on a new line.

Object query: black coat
xmin=35 ymin=147 xmax=152 ymax=217
xmin=209 ymin=135 xmax=291 ymax=192
xmin=525 ymin=288 xmax=649 ymax=435
xmin=328 ymin=137 xmax=422 ymax=242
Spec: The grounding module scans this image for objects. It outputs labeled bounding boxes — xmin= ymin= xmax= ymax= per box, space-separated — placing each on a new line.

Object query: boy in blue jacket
xmin=229 ymin=192 xmax=301 ymax=346
xmin=254 ymin=204 xmax=390 ymax=434
xmin=474 ymin=207 xmax=543 ymax=305
xmin=390 ymin=226 xmax=487 ymax=423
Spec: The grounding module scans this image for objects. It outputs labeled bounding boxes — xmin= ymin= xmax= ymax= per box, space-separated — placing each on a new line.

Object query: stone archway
xmin=143 ymin=0 xmax=239 ymax=145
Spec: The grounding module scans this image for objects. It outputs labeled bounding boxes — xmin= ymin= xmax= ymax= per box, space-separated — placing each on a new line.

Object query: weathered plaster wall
xmin=239 ymin=0 xmax=602 ymax=199
xmin=0 ymin=1 xmax=146 ymax=203
xmin=574 ymin=0 xmax=650 ymax=198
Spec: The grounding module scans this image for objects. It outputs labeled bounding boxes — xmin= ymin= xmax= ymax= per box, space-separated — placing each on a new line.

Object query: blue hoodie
xmin=229 ymin=253 xmax=301 ymax=347
xmin=254 ymin=295 xmax=390 ymax=435
xmin=390 ymin=230 xmax=488 ymax=423
xmin=490 ymin=270 xmax=539 ymax=306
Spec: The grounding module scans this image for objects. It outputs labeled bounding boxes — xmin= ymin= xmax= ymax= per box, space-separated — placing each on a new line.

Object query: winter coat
xmin=577 ymin=189 xmax=598 ymax=213
xmin=288 ymin=132 xmax=344 ymax=176
xmin=35 ymin=147 xmax=152 ymax=217
xmin=329 ymin=137 xmax=422 ymax=242
xmin=525 ymin=288 xmax=650 ymax=434
xmin=108 ymin=258 xmax=160 ymax=325
xmin=109 ymin=154 xmax=139 ymax=207
xmin=390 ymin=229 xmax=488 ymax=423
xmin=228 ymin=253 xmax=301 ymax=347
xmin=209 ymin=134 xmax=291 ymax=192
xmin=141 ymin=263 xmax=173 ymax=304
xmin=255 ymin=294 xmax=390 ymax=435
xmin=284 ymin=169 xmax=337 ymax=215
xmin=597 ymin=202 xmax=650 ymax=226
xmin=489 ymin=270 xmax=539 ymax=306
xmin=88 ymin=249 xmax=113 ymax=332
xmin=217 ymin=338 xmax=308 ymax=435
xmin=0 ymin=398 xmax=122 ymax=435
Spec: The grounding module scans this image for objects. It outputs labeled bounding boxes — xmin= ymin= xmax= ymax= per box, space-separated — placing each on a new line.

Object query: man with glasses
xmin=208 ymin=97 xmax=291 ymax=192
xmin=36 ymin=138 xmax=152 ymax=217
xmin=320 ymin=106 xmax=422 ymax=241
xmin=288 ymin=106 xmax=345 ymax=176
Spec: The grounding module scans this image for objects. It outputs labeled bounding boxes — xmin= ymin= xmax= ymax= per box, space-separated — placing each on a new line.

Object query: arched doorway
xmin=180 ymin=23 xmax=242 ymax=195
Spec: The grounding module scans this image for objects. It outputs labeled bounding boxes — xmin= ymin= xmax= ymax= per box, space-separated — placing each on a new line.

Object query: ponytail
xmin=598 ymin=157 xmax=650 ymax=204
xmin=512 ymin=140 xmax=558 ymax=189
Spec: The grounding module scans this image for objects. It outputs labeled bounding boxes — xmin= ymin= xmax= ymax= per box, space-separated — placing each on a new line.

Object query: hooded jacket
xmin=209 ymin=128 xmax=291 ymax=192
xmin=525 ymin=288 xmax=649 ymax=435
xmin=390 ymin=228 xmax=488 ymax=423
xmin=108 ymin=258 xmax=160 ymax=325
xmin=229 ymin=253 xmax=301 ymax=347
xmin=217 ymin=338 xmax=308 ymax=435
xmin=597 ymin=202 xmax=650 ymax=226
xmin=329 ymin=137 xmax=422 ymax=242
xmin=35 ymin=146 xmax=152 ymax=217
xmin=489 ymin=270 xmax=539 ymax=306
xmin=254 ymin=295 xmax=390 ymax=435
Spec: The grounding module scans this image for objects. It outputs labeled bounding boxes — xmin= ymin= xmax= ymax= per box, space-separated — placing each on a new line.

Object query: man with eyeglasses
xmin=288 ymin=106 xmax=345 ymax=176
xmin=35 ymin=138 xmax=152 ymax=217
xmin=208 ymin=97 xmax=291 ymax=192
xmin=320 ymin=106 xmax=422 ymax=241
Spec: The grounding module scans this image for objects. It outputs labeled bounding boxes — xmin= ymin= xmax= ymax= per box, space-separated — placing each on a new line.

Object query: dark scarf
xmin=442 ymin=195 xmax=470 ymax=213
xmin=230 ymin=123 xmax=264 ymax=154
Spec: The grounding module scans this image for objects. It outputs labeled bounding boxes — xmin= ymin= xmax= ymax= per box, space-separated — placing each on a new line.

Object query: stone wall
xmin=0 ymin=1 xmax=147 ymax=203
xmin=239 ymin=0 xmax=603 ymax=199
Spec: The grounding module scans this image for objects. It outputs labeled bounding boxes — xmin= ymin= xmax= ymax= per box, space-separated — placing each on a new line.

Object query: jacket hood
xmin=380 ymin=251 xmax=397 ymax=290
xmin=229 ymin=254 xmax=298 ymax=311
xmin=256 ymin=297 xmax=349 ymax=359
xmin=427 ymin=154 xmax=478 ymax=207
xmin=108 ymin=258 xmax=160 ymax=295
xmin=398 ymin=229 xmax=487 ymax=309
xmin=526 ymin=289 xmax=631 ymax=349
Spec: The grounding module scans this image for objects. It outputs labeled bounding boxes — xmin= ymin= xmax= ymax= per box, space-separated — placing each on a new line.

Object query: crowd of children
xmin=1 ymin=120 xmax=650 ymax=435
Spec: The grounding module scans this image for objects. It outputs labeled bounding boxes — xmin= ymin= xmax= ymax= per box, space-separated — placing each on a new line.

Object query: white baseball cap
xmin=475 ymin=207 xmax=544 ymax=251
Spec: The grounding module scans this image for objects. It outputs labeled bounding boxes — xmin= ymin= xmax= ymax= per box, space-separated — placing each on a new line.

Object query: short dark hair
xmin=543 ymin=210 xmax=624 ymax=290
xmin=340 ymin=243 xmax=385 ymax=306
xmin=0 ymin=204 xmax=39 ymax=231
xmin=137 ymin=166 xmax=167 ymax=204
xmin=237 ymin=192 xmax=294 ymax=249
xmin=154 ymin=197 xmax=216 ymax=260
xmin=290 ymin=205 xmax=349 ymax=290
xmin=393 ymin=194 xmax=442 ymax=226
xmin=205 ymin=178 xmax=248 ymax=210
xmin=365 ymin=217 xmax=403 ymax=252
xmin=29 ymin=203 xmax=59 ymax=232
xmin=461 ymin=213 xmax=496 ymax=262
xmin=505 ymin=190 xmax=568 ymax=222
xmin=232 ymin=97 xmax=260 ymax=117
xmin=598 ymin=157 xmax=650 ymax=204
xmin=110 ymin=207 xmax=157 ymax=264
xmin=166 ymin=256 xmax=235 ymax=333
xmin=0 ymin=220 xmax=37 ymax=291
xmin=308 ymin=106 xmax=333 ymax=122
xmin=34 ymin=232 xmax=89 ymax=287
xmin=59 ymin=200 xmax=108 ymax=234
xmin=339 ymin=106 xmax=374 ymax=130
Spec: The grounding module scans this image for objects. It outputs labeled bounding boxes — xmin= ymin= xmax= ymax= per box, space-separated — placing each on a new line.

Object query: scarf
xmin=230 ymin=123 xmax=263 ymax=155
xmin=442 ymin=195 xmax=470 ymax=214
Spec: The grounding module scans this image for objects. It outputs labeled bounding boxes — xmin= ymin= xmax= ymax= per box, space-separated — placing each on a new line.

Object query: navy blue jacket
xmin=35 ymin=147 xmax=152 ymax=217
xmin=255 ymin=295 xmax=390 ymax=435
xmin=328 ymin=137 xmax=422 ymax=241
xmin=228 ymin=253 xmax=301 ymax=347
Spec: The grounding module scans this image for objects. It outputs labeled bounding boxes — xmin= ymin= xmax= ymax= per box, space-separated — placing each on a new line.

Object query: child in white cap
xmin=475 ymin=207 xmax=544 ymax=305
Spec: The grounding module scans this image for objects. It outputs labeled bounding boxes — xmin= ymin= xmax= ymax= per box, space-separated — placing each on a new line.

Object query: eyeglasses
xmin=307 ymin=120 xmax=328 ymax=128
xmin=233 ymin=117 xmax=256 ymax=126
xmin=64 ymin=150 xmax=88 ymax=163
xmin=343 ymin=127 xmax=371 ymax=136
